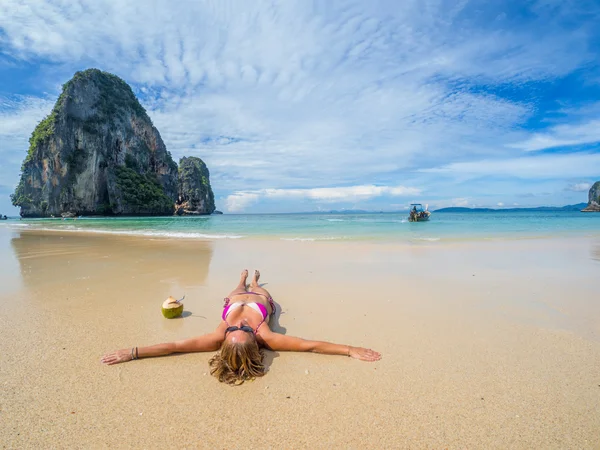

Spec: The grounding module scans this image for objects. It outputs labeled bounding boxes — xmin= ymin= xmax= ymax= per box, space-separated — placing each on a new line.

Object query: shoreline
xmin=1 ymin=229 xmax=599 ymax=448
xmin=2 ymin=209 xmax=600 ymax=246
xmin=3 ymin=221 xmax=600 ymax=245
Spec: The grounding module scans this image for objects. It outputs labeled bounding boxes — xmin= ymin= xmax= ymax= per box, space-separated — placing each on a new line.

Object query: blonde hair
xmin=209 ymin=334 xmax=265 ymax=385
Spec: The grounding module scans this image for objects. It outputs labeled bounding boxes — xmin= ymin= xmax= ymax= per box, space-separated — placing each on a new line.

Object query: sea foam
xmin=14 ymin=225 xmax=243 ymax=240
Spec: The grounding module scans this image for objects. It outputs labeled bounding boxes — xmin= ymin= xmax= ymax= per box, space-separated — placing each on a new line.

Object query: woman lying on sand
xmin=101 ymin=270 xmax=381 ymax=385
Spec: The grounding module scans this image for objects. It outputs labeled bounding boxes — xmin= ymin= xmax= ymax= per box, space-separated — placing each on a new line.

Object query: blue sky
xmin=1 ymin=0 xmax=599 ymax=214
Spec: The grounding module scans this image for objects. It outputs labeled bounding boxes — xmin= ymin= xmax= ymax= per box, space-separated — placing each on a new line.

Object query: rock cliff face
xmin=12 ymin=69 xmax=178 ymax=216
xmin=11 ymin=69 xmax=214 ymax=217
xmin=582 ymin=181 xmax=600 ymax=212
xmin=176 ymin=157 xmax=215 ymax=215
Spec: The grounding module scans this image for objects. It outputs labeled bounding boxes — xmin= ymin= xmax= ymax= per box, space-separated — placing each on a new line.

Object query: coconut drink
xmin=161 ymin=296 xmax=184 ymax=318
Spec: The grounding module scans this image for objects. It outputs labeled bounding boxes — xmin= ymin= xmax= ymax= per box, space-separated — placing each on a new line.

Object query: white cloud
xmin=451 ymin=198 xmax=470 ymax=207
xmin=497 ymin=202 xmax=504 ymax=206
xmin=144 ymin=84 xmax=529 ymax=194
xmin=263 ymin=185 xmax=420 ymax=200
xmin=0 ymin=96 xmax=55 ymax=136
xmin=566 ymin=182 xmax=591 ymax=192
xmin=225 ymin=192 xmax=260 ymax=212
xmin=225 ymin=184 xmax=420 ymax=212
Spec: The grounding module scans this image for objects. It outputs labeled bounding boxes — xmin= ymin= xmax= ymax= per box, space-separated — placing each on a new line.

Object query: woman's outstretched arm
xmin=259 ymin=329 xmax=381 ymax=361
xmin=101 ymin=327 xmax=225 ymax=365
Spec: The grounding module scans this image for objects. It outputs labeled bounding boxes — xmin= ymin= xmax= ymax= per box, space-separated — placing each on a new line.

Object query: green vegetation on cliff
xmin=24 ymin=93 xmax=66 ymax=166
xmin=26 ymin=114 xmax=56 ymax=164
xmin=10 ymin=179 xmax=32 ymax=207
xmin=115 ymin=166 xmax=174 ymax=214
xmin=23 ymin=68 xmax=149 ymax=168
xmin=75 ymin=68 xmax=149 ymax=120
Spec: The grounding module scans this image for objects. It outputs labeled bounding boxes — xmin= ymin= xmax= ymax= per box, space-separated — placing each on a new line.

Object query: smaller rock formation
xmin=175 ymin=157 xmax=215 ymax=215
xmin=582 ymin=181 xmax=600 ymax=212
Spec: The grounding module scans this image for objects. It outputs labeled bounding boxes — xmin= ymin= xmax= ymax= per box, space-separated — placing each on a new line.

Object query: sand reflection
xmin=591 ymin=243 xmax=600 ymax=263
xmin=9 ymin=231 xmax=214 ymax=290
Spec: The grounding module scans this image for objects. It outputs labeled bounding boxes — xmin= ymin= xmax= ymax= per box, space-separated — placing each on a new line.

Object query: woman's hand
xmin=348 ymin=346 xmax=381 ymax=361
xmin=101 ymin=349 xmax=133 ymax=365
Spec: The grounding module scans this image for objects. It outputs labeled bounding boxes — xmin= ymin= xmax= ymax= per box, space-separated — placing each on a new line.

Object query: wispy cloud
xmin=509 ymin=119 xmax=600 ymax=152
xmin=420 ymin=152 xmax=600 ymax=179
xmin=565 ymin=182 xmax=591 ymax=192
xmin=450 ymin=198 xmax=470 ymax=208
xmin=0 ymin=95 xmax=56 ymax=192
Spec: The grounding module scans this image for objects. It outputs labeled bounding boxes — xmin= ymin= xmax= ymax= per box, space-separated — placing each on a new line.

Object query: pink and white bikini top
xmin=222 ymin=292 xmax=276 ymax=334
xmin=222 ymin=301 xmax=268 ymax=321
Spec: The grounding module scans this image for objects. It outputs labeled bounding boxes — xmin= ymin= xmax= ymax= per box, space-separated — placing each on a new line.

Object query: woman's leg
xmin=225 ymin=269 xmax=249 ymax=300
xmin=248 ymin=270 xmax=275 ymax=305
xmin=247 ymin=270 xmax=271 ymax=296
xmin=248 ymin=270 xmax=278 ymax=318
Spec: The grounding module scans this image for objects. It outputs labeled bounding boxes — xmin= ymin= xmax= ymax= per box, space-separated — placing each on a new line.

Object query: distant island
xmin=255 ymin=203 xmax=593 ymax=215
xmin=434 ymin=203 xmax=588 ymax=212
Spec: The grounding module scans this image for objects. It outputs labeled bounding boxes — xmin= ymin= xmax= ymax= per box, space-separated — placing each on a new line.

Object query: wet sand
xmin=1 ymin=229 xmax=599 ymax=449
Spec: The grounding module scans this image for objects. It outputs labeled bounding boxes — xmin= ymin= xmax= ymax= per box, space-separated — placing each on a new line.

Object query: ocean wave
xmin=13 ymin=225 xmax=243 ymax=240
xmin=413 ymin=237 xmax=440 ymax=241
xmin=280 ymin=236 xmax=346 ymax=241
xmin=325 ymin=219 xmax=344 ymax=222
xmin=280 ymin=237 xmax=316 ymax=241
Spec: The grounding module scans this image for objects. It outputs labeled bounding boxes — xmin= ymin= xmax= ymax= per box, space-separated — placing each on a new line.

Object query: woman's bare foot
xmin=251 ymin=269 xmax=260 ymax=287
xmin=240 ymin=269 xmax=249 ymax=285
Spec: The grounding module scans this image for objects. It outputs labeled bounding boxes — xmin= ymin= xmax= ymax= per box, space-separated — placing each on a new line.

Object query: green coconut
xmin=161 ymin=296 xmax=184 ymax=318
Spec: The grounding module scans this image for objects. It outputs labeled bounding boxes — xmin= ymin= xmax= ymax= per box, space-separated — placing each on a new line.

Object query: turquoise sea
xmin=2 ymin=211 xmax=599 ymax=242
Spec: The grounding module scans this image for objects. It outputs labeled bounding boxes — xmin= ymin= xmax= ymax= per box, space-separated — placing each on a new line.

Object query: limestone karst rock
xmin=12 ymin=69 xmax=216 ymax=217
xmin=176 ymin=157 xmax=215 ymax=215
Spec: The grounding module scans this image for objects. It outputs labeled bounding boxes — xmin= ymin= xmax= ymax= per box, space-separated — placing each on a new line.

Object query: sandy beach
xmin=1 ymin=229 xmax=599 ymax=449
